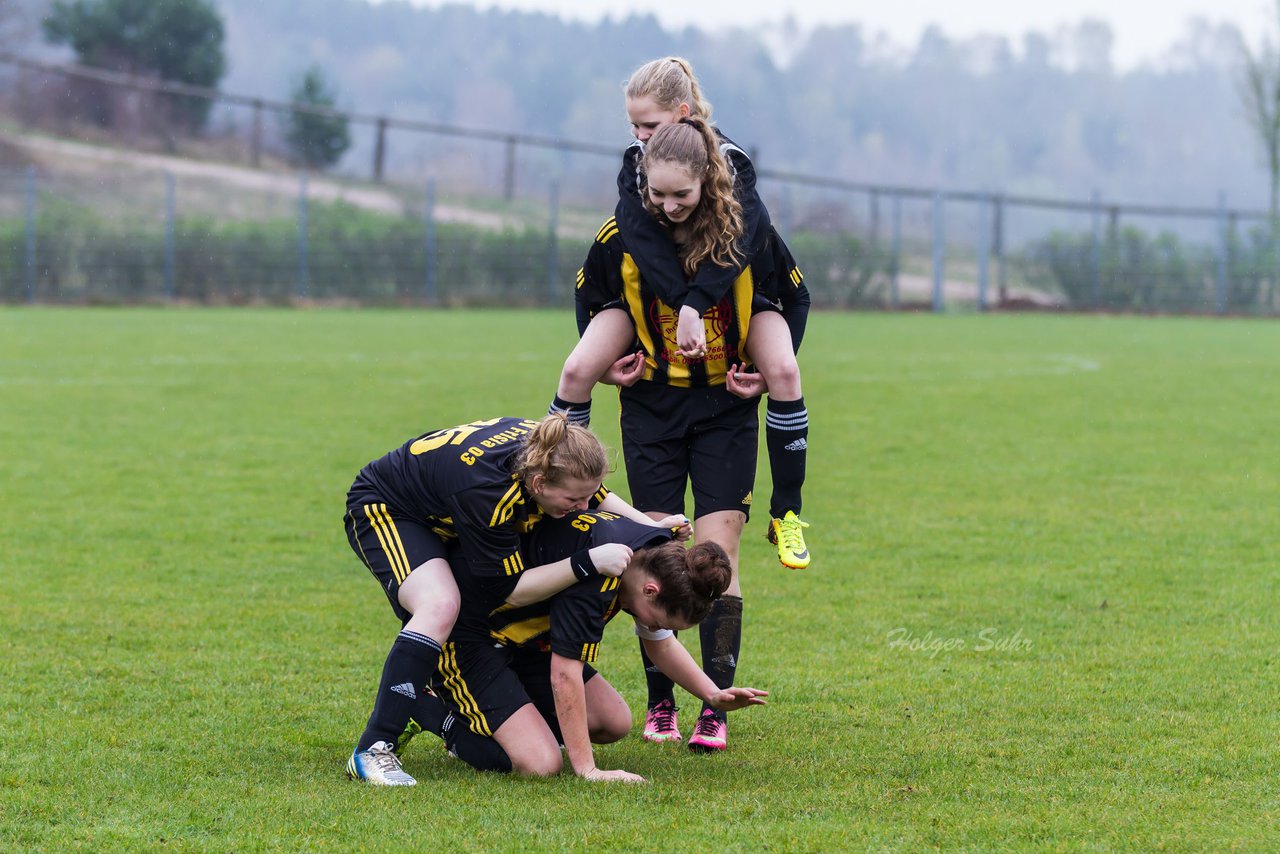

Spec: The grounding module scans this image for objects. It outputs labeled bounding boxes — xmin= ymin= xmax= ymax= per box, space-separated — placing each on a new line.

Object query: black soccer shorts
xmin=432 ymin=639 xmax=596 ymax=743
xmin=344 ymin=494 xmax=450 ymax=624
xmin=618 ymin=379 xmax=759 ymax=521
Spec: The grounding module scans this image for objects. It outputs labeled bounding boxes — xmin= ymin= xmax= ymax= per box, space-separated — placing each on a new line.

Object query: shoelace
xmin=693 ymin=713 xmax=723 ymax=738
xmin=368 ymin=745 xmax=404 ymax=773
xmin=778 ymin=516 xmax=810 ymax=551
xmin=648 ymin=704 xmax=677 ymax=732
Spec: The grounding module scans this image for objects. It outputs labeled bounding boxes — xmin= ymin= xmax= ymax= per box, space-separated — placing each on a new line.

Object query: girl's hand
xmin=588 ymin=543 xmax=634 ymax=577
xmin=708 ymin=686 xmax=769 ymax=712
xmin=675 ymin=305 xmax=707 ymax=358
xmin=726 ymin=363 xmax=767 ymax=399
xmin=652 ymin=514 xmax=693 ymax=541
xmin=582 ymin=767 xmax=647 ymax=784
xmin=602 ymin=351 xmax=645 ymax=387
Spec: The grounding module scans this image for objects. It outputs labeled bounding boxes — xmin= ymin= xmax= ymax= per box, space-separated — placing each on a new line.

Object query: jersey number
xmin=409 ymin=419 xmax=503 ymax=456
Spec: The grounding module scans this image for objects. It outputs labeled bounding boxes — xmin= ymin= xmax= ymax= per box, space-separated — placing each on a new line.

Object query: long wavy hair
xmin=640 ymin=118 xmax=744 ymax=277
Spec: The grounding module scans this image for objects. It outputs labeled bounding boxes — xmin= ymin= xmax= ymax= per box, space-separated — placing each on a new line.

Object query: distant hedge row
xmin=0 ymin=198 xmax=893 ymax=307
xmin=1018 ymin=224 xmax=1280 ymax=314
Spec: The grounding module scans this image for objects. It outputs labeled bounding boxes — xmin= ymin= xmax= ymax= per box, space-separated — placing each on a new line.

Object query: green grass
xmin=1 ymin=308 xmax=1277 ymax=851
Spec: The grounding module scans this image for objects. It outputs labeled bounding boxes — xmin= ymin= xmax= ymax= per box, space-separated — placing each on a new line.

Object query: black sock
xmin=357 ymin=630 xmax=442 ymax=752
xmin=765 ymin=397 xmax=807 ymax=518
xmin=640 ymin=635 xmax=675 ymax=707
xmin=391 ymin=689 xmax=449 ymax=755
xmin=548 ymin=395 xmax=591 ymax=427
xmin=699 ymin=595 xmax=743 ymax=718
xmin=442 ymin=713 xmax=512 ymax=773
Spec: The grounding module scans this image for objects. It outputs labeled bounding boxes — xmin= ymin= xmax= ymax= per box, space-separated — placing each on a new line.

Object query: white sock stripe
xmin=399 ymin=630 xmax=442 ymax=652
xmin=766 ymin=411 xmax=809 ymax=429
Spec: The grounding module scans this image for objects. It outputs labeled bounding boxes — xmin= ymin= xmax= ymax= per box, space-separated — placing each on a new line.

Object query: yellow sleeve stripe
xmin=489 ymin=479 xmax=524 ymax=528
xmin=576 ymin=268 xmax=585 ymax=290
xmin=593 ymin=486 xmax=609 ymax=502
xmin=790 ymin=266 xmax=803 ymax=286
xmin=437 ymin=643 xmax=492 ymax=737
xmin=363 ymin=504 xmax=412 ymax=584
xmin=502 ymin=552 xmax=525 ymax=576
xmin=599 ymin=577 xmax=619 ymax=593
xmin=595 ymin=217 xmax=618 ymax=243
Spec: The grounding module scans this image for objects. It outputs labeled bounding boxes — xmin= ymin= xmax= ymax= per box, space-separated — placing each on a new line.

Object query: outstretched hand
xmin=707 ymin=686 xmax=769 ymax=712
xmin=602 ymin=351 xmax=645 ymax=387
xmin=652 ymin=514 xmax=693 ymax=541
xmin=726 ymin=363 xmax=767 ymax=399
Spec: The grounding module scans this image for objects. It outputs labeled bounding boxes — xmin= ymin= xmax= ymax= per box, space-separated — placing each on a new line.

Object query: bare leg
xmin=556 ymin=308 xmax=634 ymax=402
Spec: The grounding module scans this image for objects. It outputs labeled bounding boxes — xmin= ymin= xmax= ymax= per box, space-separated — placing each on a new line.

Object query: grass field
xmin=1 ymin=307 xmax=1277 ymax=852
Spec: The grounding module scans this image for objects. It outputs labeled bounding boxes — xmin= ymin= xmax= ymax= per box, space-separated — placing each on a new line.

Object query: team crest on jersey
xmin=650 ymin=295 xmax=733 ymax=358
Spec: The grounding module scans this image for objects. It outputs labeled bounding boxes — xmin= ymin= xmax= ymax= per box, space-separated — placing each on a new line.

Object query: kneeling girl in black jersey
xmin=434 ymin=511 xmax=768 ymax=783
xmin=342 ymin=415 xmax=688 ymax=786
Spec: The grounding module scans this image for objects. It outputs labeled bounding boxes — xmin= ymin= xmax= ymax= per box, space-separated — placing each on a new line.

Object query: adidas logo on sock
xmin=784 ymin=438 xmax=807 ymax=451
xmin=390 ymin=682 xmax=417 ymax=699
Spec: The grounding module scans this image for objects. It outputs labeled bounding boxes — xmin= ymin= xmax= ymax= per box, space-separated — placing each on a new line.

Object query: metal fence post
xmin=976 ymin=193 xmax=989 ymax=311
xmin=932 ymin=191 xmax=945 ymax=313
xmin=373 ymin=117 xmax=388 ymax=183
xmin=23 ymin=165 xmax=36 ymax=303
xmin=423 ymin=180 xmax=437 ymax=304
xmin=889 ymin=191 xmax=901 ymax=310
xmin=503 ymin=137 xmax=517 ymax=200
xmin=251 ymin=99 xmax=263 ymax=168
xmin=297 ymin=172 xmax=309 ymax=299
xmin=1090 ymin=190 xmax=1102 ymax=309
xmin=547 ymin=180 xmax=559 ymax=304
xmin=1216 ymin=191 xmax=1227 ymax=314
xmin=993 ymin=194 xmax=1006 ymax=303
xmin=164 ymin=171 xmax=176 ymax=301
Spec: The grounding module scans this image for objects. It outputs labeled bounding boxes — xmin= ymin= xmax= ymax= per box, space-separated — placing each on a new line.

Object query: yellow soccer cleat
xmin=767 ymin=511 xmax=811 ymax=570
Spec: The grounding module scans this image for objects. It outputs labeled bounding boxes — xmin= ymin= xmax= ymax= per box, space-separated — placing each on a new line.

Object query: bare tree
xmin=1239 ymin=1 xmax=1280 ymax=224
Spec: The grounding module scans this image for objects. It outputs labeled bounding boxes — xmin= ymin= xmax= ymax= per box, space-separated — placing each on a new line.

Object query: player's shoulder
xmin=594 ymin=216 xmax=624 ymax=247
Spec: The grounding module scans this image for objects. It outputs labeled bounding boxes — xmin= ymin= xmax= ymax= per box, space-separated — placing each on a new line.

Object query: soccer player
xmin=342 ymin=414 xmax=687 ymax=785
xmin=568 ymin=118 xmax=807 ymax=753
xmin=547 ymin=56 xmax=813 ymax=572
xmin=432 ymin=510 xmax=768 ymax=782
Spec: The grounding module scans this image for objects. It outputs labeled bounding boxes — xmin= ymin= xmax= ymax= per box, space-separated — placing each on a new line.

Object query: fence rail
xmin=1 ymin=53 xmax=1278 ymax=314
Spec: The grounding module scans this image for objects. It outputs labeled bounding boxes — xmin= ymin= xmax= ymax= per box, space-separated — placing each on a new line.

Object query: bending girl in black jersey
xmin=342 ymin=414 xmax=688 ymax=786
xmin=547 ymin=56 xmax=813 ymax=574
xmin=568 ymin=118 xmax=806 ymax=753
xmin=433 ymin=511 xmax=767 ymax=782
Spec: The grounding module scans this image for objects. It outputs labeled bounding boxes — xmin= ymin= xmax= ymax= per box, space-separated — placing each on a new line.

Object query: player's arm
xmin=640 ymin=631 xmax=768 ymax=711
xmin=503 ymin=543 xmax=632 ymax=607
xmin=595 ymin=492 xmax=691 ymax=540
xmin=550 ymin=652 xmax=644 ymax=783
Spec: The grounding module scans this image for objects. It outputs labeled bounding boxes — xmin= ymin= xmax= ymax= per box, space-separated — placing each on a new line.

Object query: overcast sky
xmin=397 ymin=0 xmax=1274 ymax=67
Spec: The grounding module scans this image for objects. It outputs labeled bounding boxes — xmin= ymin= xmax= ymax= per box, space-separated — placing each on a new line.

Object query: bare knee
xmin=560 ymin=352 xmax=601 ymax=398
xmin=590 ymin=709 xmax=632 ymax=745
xmin=764 ymin=357 xmax=802 ymax=398
xmin=509 ymin=741 xmax=563 ymax=777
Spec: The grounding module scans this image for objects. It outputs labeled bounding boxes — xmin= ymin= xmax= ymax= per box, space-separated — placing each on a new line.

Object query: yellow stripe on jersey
xmin=596 ymin=217 xmax=619 ymax=244
xmin=599 ymin=577 xmax=619 ymax=593
xmin=490 ymin=615 xmax=552 ymax=646
xmin=438 ymin=643 xmax=492 ymax=737
xmin=364 ymin=504 xmax=411 ymax=584
xmin=501 ymin=551 xmax=525 ymax=576
xmin=733 ymin=264 xmax=755 ymax=357
xmin=593 ymin=486 xmax=609 ymax=503
xmin=576 ymin=268 xmax=585 ymax=290
xmin=621 ymin=253 xmax=659 ymax=377
xmin=489 ymin=479 xmax=523 ymax=528
xmin=790 ymin=265 xmax=803 ymax=286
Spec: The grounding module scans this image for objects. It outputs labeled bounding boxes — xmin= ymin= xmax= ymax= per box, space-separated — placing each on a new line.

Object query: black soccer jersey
xmin=575 ymin=220 xmax=807 ymax=387
xmin=479 ymin=512 xmax=675 ymax=662
xmin=615 ymin=130 xmax=772 ymax=316
xmin=349 ymin=417 xmax=609 ymax=588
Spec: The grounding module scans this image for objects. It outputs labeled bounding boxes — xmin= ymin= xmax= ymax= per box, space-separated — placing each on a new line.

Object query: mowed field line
xmin=1 ymin=307 xmax=1277 ymax=852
